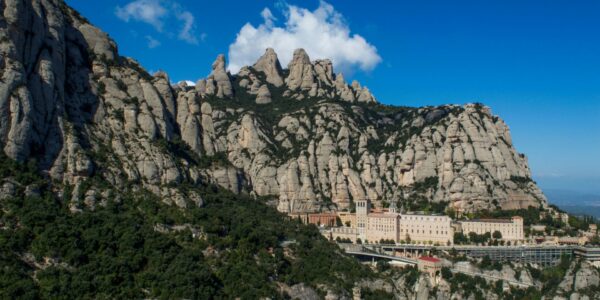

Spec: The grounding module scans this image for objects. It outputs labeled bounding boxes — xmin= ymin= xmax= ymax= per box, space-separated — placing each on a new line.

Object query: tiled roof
xmin=419 ymin=256 xmax=441 ymax=263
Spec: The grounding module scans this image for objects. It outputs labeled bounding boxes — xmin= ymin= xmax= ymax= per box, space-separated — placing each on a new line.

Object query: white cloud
xmin=145 ymin=35 xmax=161 ymax=48
xmin=228 ymin=1 xmax=381 ymax=74
xmin=116 ymin=0 xmax=202 ymax=45
xmin=176 ymin=11 xmax=198 ymax=44
xmin=116 ymin=0 xmax=167 ymax=31
xmin=261 ymin=8 xmax=276 ymax=28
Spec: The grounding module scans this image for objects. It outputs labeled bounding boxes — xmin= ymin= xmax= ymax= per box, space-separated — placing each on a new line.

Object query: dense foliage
xmin=0 ymin=155 xmax=374 ymax=299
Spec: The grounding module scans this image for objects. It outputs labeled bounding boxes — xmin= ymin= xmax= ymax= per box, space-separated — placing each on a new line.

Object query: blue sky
xmin=66 ymin=0 xmax=600 ymax=194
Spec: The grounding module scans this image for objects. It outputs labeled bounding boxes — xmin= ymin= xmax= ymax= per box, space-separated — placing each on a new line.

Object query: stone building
xmin=417 ymin=256 xmax=442 ymax=277
xmin=366 ymin=212 xmax=400 ymax=243
xmin=459 ymin=216 xmax=524 ymax=242
xmin=352 ymin=199 xmax=454 ymax=245
xmin=307 ymin=213 xmax=338 ymax=227
xmin=289 ymin=212 xmax=338 ymax=227
xmin=337 ymin=211 xmax=356 ymax=228
xmin=330 ymin=226 xmax=359 ymax=242
xmin=398 ymin=213 xmax=454 ymax=245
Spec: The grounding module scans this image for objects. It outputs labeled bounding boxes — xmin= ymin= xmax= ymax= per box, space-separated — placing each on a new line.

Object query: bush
xmin=441 ymin=267 xmax=453 ymax=280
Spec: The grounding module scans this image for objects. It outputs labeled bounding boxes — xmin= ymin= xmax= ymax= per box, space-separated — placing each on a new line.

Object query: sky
xmin=66 ymin=0 xmax=600 ymax=194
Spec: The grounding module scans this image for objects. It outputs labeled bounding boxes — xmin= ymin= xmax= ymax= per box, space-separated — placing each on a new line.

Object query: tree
xmin=494 ymin=280 xmax=504 ymax=295
xmin=376 ymin=261 xmax=390 ymax=272
xmin=441 ymin=267 xmax=453 ymax=280
xmin=480 ymin=256 xmax=493 ymax=269
xmin=454 ymin=232 xmax=468 ymax=244
xmin=492 ymin=231 xmax=502 ymax=240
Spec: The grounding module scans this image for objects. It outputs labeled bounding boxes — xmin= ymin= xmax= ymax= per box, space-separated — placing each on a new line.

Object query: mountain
xmin=0 ymin=0 xmax=578 ymax=298
xmin=0 ymin=0 xmax=546 ymax=215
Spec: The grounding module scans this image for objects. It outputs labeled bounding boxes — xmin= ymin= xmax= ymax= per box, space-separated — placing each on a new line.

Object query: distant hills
xmin=545 ymin=189 xmax=600 ymax=219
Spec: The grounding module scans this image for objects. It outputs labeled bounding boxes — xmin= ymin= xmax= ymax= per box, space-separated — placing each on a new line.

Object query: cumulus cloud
xmin=116 ymin=0 xmax=202 ymax=45
xmin=228 ymin=1 xmax=381 ymax=74
xmin=116 ymin=0 xmax=167 ymax=31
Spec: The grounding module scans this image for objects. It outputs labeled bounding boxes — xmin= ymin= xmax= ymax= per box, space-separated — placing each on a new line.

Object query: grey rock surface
xmin=0 ymin=0 xmax=547 ymax=214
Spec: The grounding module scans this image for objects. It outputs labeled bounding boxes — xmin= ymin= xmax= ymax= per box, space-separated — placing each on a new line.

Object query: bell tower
xmin=356 ymin=199 xmax=370 ymax=216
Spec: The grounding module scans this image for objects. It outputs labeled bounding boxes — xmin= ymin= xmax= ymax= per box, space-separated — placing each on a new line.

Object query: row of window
xmin=400 ymin=229 xmax=448 ymax=235
xmin=402 ymin=216 xmax=450 ymax=222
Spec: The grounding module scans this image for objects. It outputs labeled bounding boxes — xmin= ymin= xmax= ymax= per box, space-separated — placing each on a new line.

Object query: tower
xmin=356 ymin=199 xmax=370 ymax=216
xmin=355 ymin=199 xmax=370 ymax=242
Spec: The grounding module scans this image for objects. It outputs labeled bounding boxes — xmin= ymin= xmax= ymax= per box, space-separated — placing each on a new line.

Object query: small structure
xmin=417 ymin=256 xmax=442 ymax=277
xmin=557 ymin=236 xmax=588 ymax=246
xmin=531 ymin=225 xmax=547 ymax=233
xmin=589 ymin=224 xmax=597 ymax=235
xmin=352 ymin=286 xmax=361 ymax=300
xmin=330 ymin=226 xmax=359 ymax=242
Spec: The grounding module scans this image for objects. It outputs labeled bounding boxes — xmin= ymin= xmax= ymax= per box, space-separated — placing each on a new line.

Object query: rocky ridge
xmin=0 ymin=0 xmax=547 ymax=213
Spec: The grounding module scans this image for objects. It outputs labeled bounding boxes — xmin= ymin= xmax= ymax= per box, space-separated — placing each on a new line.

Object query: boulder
xmin=255 ymin=84 xmax=272 ymax=104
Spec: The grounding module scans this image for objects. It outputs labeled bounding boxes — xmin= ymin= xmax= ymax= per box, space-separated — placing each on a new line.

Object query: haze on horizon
xmin=66 ymin=0 xmax=600 ymax=196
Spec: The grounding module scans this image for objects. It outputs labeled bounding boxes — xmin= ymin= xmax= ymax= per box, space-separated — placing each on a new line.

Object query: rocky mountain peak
xmin=289 ymin=48 xmax=312 ymax=66
xmin=285 ymin=48 xmax=315 ymax=91
xmin=193 ymin=54 xmax=234 ymax=98
xmin=253 ymin=48 xmax=284 ymax=87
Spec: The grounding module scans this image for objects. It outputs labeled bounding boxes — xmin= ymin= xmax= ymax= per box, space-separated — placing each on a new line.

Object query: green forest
xmin=0 ymin=155 xmax=375 ymax=299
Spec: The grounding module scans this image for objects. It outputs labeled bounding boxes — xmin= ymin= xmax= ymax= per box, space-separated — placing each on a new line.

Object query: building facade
xmin=366 ymin=213 xmax=400 ymax=243
xmin=330 ymin=226 xmax=359 ymax=242
xmin=353 ymin=199 xmax=454 ymax=245
xmin=289 ymin=212 xmax=338 ymax=227
xmin=337 ymin=211 xmax=356 ymax=228
xmin=459 ymin=216 xmax=524 ymax=242
xmin=307 ymin=213 xmax=338 ymax=227
xmin=417 ymin=256 xmax=442 ymax=277
xmin=399 ymin=214 xmax=454 ymax=245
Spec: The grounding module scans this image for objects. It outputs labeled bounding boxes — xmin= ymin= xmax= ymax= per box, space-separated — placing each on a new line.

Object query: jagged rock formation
xmin=0 ymin=0 xmax=547 ymax=214
xmin=253 ymin=48 xmax=284 ymax=87
xmin=387 ymin=259 xmax=600 ymax=300
xmin=554 ymin=261 xmax=600 ymax=299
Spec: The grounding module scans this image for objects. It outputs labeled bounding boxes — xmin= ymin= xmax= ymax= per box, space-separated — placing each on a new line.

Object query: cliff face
xmin=0 ymin=0 xmax=546 ymax=213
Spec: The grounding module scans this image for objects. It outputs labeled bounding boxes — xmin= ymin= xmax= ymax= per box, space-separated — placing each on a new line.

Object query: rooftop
xmin=462 ymin=218 xmax=514 ymax=223
xmin=368 ymin=213 xmax=399 ymax=218
xmin=419 ymin=256 xmax=441 ymax=263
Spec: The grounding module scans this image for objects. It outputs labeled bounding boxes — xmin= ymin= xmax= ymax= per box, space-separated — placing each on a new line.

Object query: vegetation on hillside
xmin=0 ymin=154 xmax=373 ymax=299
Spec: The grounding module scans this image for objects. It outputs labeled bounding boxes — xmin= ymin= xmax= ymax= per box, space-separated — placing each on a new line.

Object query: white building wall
xmin=398 ymin=214 xmax=454 ymax=245
xmin=460 ymin=217 xmax=524 ymax=241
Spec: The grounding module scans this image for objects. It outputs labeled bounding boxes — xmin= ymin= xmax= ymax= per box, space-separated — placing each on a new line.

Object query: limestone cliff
xmin=0 ymin=0 xmax=547 ymax=213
